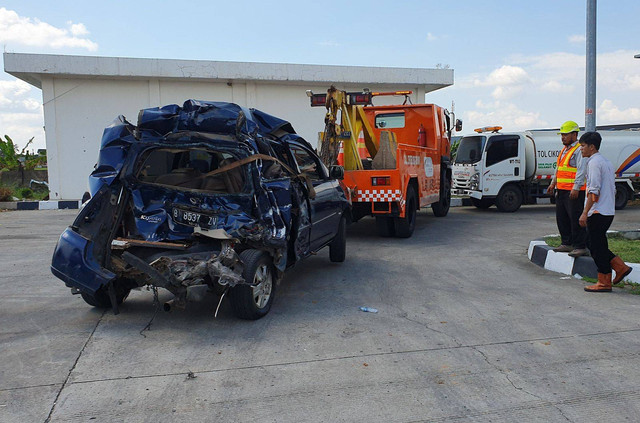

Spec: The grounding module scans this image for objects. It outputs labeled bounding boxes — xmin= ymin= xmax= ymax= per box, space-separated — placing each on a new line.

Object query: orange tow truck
xmin=307 ymin=86 xmax=461 ymax=237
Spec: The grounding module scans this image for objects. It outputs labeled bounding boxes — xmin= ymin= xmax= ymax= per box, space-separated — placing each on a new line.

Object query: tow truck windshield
xmin=454 ymin=136 xmax=486 ymax=164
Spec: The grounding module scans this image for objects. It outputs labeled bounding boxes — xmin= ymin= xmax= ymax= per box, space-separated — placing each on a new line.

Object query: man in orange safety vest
xmin=546 ymin=120 xmax=588 ymax=257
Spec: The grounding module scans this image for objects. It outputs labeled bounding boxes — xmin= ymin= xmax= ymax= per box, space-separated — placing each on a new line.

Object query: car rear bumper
xmin=51 ymin=227 xmax=116 ymax=294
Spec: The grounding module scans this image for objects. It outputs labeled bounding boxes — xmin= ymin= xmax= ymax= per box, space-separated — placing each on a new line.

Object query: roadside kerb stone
xmin=528 ymin=234 xmax=640 ymax=283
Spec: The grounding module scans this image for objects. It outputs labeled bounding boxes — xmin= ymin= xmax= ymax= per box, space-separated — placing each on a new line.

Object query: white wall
xmin=42 ymin=77 xmax=427 ymax=200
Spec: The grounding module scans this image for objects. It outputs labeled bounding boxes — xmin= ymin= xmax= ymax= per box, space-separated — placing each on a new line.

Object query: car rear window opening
xmin=136 ymin=148 xmax=247 ymax=193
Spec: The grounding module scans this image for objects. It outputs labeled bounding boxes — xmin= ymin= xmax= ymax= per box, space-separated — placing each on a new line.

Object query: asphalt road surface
xmin=1 ymin=204 xmax=639 ymax=422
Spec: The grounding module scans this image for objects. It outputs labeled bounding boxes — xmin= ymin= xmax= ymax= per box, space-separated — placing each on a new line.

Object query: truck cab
xmin=452 ymin=127 xmax=537 ymax=212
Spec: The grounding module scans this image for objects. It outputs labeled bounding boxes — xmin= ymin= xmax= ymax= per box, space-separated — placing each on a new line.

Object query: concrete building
xmin=4 ymin=53 xmax=453 ymax=200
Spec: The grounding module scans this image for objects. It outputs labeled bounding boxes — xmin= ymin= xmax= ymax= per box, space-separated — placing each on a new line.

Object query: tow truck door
xmin=482 ymin=135 xmax=523 ymax=195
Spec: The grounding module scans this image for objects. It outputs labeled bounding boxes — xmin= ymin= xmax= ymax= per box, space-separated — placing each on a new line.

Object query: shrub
xmin=17 ymin=187 xmax=33 ymax=198
xmin=0 ymin=187 xmax=12 ymax=201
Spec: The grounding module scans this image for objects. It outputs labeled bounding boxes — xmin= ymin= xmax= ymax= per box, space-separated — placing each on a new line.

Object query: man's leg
xmin=555 ymin=190 xmax=572 ymax=246
xmin=585 ymin=213 xmax=615 ymax=293
xmin=569 ymin=191 xmax=587 ymax=249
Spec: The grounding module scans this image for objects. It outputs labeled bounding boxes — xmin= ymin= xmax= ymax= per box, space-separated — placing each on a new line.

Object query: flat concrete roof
xmin=3 ymin=53 xmax=453 ymax=92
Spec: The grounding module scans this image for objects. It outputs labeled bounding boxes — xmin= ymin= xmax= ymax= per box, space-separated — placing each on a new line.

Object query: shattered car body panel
xmin=52 ymin=100 xmax=349 ymax=319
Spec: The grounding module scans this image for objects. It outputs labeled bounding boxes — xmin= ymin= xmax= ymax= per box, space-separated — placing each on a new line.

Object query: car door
xmin=289 ymin=144 xmax=342 ymax=251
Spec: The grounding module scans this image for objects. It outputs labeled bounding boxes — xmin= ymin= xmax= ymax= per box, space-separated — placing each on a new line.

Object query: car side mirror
xmin=455 ymin=119 xmax=463 ymax=132
xmin=329 ymin=165 xmax=344 ymax=180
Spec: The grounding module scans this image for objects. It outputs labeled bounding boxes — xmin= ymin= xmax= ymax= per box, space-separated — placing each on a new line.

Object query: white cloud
xmin=0 ymin=112 xmax=45 ymax=152
xmin=68 ymin=22 xmax=89 ymax=37
xmin=475 ymin=65 xmax=531 ymax=87
xmin=569 ymin=34 xmax=585 ymax=43
xmin=539 ymin=80 xmax=575 ymax=93
xmin=426 ymin=32 xmax=437 ymax=41
xmin=0 ymin=79 xmax=33 ymax=108
xmin=0 ymin=7 xmax=98 ymax=51
xmin=465 ymin=102 xmax=547 ymax=131
xmin=0 ymin=79 xmax=45 ymax=150
xmin=598 ymin=99 xmax=640 ymax=123
xmin=491 ymin=86 xmax=523 ymax=100
xmin=317 ymin=40 xmax=340 ymax=47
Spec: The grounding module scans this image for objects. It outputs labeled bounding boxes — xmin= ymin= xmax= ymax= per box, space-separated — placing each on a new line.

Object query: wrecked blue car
xmin=51 ymin=100 xmax=350 ymax=319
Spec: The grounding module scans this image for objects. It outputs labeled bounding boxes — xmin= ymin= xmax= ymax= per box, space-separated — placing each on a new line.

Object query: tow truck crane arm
xmin=307 ymin=86 xmax=412 ymax=170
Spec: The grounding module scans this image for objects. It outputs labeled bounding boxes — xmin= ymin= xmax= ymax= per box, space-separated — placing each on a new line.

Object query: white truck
xmin=452 ymin=126 xmax=640 ymax=212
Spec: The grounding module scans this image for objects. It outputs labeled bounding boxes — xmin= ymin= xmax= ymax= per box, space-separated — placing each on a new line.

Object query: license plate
xmin=172 ymin=207 xmax=217 ymax=228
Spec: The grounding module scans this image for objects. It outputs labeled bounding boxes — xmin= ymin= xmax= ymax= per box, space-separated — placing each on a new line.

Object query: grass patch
xmin=545 ymin=233 xmax=640 ymax=263
xmin=0 ymin=182 xmax=49 ymax=201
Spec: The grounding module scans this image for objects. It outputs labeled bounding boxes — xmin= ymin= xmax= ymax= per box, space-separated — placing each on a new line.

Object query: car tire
xmin=329 ymin=215 xmax=347 ymax=263
xmin=229 ymin=249 xmax=275 ymax=320
xmin=495 ymin=184 xmax=523 ymax=213
xmin=471 ymin=197 xmax=494 ymax=209
xmin=375 ymin=216 xmax=395 ymax=237
xmin=394 ymin=185 xmax=417 ymax=238
xmin=431 ymin=175 xmax=451 ymax=217
xmin=615 ymin=183 xmax=629 ymax=210
xmin=80 ymin=283 xmax=130 ymax=309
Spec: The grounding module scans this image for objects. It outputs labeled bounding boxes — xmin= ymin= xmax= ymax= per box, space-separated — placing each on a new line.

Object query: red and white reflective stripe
xmin=355 ymin=189 xmax=402 ymax=202
xmin=535 ymin=175 xmax=553 ymax=179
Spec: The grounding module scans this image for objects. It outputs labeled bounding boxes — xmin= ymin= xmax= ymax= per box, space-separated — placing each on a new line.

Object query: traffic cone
xmin=356 ymin=131 xmax=369 ymax=159
xmin=336 ymin=141 xmax=344 ymax=166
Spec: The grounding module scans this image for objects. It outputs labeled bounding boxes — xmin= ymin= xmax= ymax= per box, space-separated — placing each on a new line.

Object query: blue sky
xmin=1 ymin=0 xmax=639 ymax=151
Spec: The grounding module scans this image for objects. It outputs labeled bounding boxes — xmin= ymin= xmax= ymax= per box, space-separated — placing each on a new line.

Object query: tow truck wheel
xmin=394 ymin=186 xmax=417 ymax=238
xmin=495 ymin=185 xmax=523 ymax=212
xmin=431 ymin=175 xmax=451 ymax=217
xmin=229 ymin=249 xmax=275 ymax=320
xmin=375 ymin=216 xmax=395 ymax=237
xmin=329 ymin=215 xmax=347 ymax=262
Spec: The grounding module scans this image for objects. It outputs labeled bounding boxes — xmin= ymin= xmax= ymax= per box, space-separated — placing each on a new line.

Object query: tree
xmin=0 ymin=135 xmax=41 ymax=170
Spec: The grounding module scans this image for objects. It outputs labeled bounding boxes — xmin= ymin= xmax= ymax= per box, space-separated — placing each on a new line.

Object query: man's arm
xmin=546 ymin=173 xmax=557 ymax=195
xmin=579 ymin=159 xmax=600 ymax=227
xmin=570 ymin=147 xmax=587 ymax=200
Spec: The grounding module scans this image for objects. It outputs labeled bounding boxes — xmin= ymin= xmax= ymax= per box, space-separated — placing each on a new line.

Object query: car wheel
xmin=495 ymin=184 xmax=523 ymax=213
xmin=80 ymin=282 xmax=131 ymax=309
xmin=375 ymin=216 xmax=395 ymax=237
xmin=394 ymin=185 xmax=417 ymax=238
xmin=329 ymin=215 xmax=347 ymax=262
xmin=615 ymin=183 xmax=629 ymax=210
xmin=471 ymin=197 xmax=494 ymax=209
xmin=229 ymin=249 xmax=275 ymax=320
xmin=431 ymin=175 xmax=451 ymax=217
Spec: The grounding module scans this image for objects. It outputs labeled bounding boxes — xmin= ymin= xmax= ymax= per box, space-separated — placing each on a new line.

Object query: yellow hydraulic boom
xmin=307 ymin=86 xmax=412 ymax=170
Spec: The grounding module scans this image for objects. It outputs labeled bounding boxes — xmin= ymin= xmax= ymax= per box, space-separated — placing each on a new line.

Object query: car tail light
xmin=371 ymin=176 xmax=390 ymax=186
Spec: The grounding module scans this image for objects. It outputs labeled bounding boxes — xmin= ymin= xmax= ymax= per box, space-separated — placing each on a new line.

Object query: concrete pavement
xmin=1 ymin=204 xmax=639 ymax=422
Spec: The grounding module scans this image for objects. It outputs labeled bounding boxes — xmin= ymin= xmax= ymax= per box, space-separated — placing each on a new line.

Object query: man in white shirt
xmin=578 ymin=132 xmax=632 ymax=292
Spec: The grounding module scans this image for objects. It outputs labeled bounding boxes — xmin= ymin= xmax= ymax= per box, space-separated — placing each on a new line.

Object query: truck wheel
xmin=615 ymin=184 xmax=629 ymax=210
xmin=431 ymin=175 xmax=451 ymax=217
xmin=375 ymin=216 xmax=395 ymax=237
xmin=394 ymin=186 xmax=417 ymax=238
xmin=229 ymin=249 xmax=275 ymax=320
xmin=80 ymin=282 xmax=131 ymax=309
xmin=495 ymin=185 xmax=523 ymax=212
xmin=329 ymin=215 xmax=347 ymax=262
xmin=471 ymin=198 xmax=494 ymax=209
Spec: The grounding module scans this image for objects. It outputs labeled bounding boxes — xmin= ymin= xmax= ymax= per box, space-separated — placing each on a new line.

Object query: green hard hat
xmin=558 ymin=120 xmax=580 ymax=134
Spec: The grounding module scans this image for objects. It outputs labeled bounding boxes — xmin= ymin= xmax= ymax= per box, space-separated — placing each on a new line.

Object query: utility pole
xmin=585 ymin=0 xmax=597 ymax=132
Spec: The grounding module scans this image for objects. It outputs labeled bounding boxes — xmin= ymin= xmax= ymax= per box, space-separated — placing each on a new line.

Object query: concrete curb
xmin=528 ymin=238 xmax=640 ymax=283
xmin=0 ymin=200 xmax=80 ymax=210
